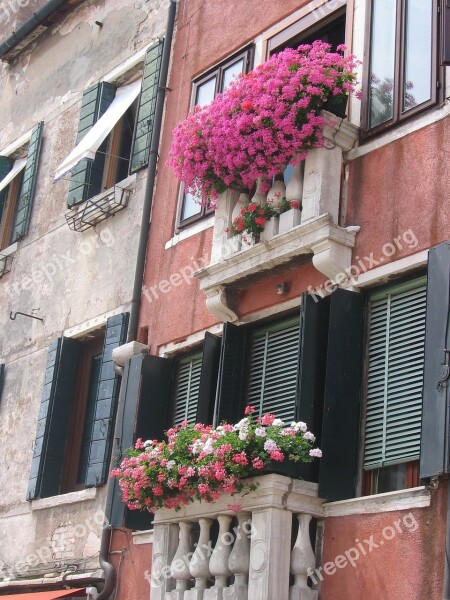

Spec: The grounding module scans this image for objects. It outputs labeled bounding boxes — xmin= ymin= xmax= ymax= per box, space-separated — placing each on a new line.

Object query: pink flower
xmin=135 ymin=438 xmax=144 ymax=449
xmin=261 ymin=413 xmax=275 ymax=426
xmin=269 ymin=450 xmax=285 ymax=462
xmin=252 ymin=458 xmax=264 ymax=470
xmin=245 ymin=405 xmax=255 ymax=415
xmin=255 ymin=217 xmax=266 ymax=226
xmin=247 ymin=203 xmax=258 ymax=212
xmin=290 ymin=201 xmax=300 ymax=209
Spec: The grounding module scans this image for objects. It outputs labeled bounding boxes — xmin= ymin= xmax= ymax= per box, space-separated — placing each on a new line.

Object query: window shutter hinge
xmin=437 ymin=349 xmax=450 ymax=391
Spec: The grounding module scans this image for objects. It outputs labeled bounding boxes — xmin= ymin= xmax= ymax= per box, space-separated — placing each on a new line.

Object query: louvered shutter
xmin=0 ymin=363 xmax=5 ymax=403
xmin=27 ymin=337 xmax=81 ymax=500
xmin=129 ymin=40 xmax=164 ymax=174
xmin=109 ymin=353 xmax=175 ymax=530
xmin=319 ymin=289 xmax=364 ymax=501
xmin=246 ymin=317 xmax=300 ymax=423
xmin=420 ymin=243 xmax=450 ymax=477
xmin=85 ymin=312 xmax=129 ymax=487
xmin=0 ymin=156 xmax=13 ymax=223
xmin=11 ymin=122 xmax=44 ymax=242
xmin=196 ymin=332 xmax=221 ymax=424
xmin=173 ymin=352 xmax=203 ymax=425
xmin=67 ymin=82 xmax=116 ymax=207
xmin=216 ymin=323 xmax=249 ymax=425
xmin=364 ymin=277 xmax=427 ymax=470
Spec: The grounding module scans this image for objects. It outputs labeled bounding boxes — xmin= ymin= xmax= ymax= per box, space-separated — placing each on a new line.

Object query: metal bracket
xmin=437 ymin=349 xmax=450 ymax=391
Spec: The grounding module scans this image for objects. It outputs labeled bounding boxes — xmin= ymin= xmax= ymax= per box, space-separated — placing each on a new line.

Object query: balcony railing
xmin=150 ymin=474 xmax=325 ymax=600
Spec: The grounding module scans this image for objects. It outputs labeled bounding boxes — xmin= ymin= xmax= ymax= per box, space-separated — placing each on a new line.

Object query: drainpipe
xmin=127 ymin=0 xmax=177 ymax=343
xmin=0 ymin=0 xmax=68 ymax=60
xmin=96 ymin=3 xmax=178 ymax=599
xmin=445 ymin=478 xmax=450 ymax=600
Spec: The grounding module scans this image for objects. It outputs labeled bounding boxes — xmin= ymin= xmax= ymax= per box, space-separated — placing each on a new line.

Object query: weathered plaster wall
xmin=0 ymin=0 xmax=167 ymax=582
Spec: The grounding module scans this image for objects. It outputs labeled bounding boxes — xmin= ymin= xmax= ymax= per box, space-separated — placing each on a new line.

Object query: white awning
xmin=53 ymin=79 xmax=141 ymax=182
xmin=0 ymin=158 xmax=27 ymax=193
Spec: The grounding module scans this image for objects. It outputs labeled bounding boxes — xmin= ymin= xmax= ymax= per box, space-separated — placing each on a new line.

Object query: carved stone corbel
xmin=205 ymin=285 xmax=239 ymax=323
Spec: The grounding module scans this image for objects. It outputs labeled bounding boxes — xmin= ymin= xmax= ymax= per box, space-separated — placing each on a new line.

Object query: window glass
xmin=222 ymin=59 xmax=244 ymax=91
xmin=195 ymin=77 xmax=217 ymax=107
xmin=403 ymin=0 xmax=433 ymax=112
xmin=368 ymin=0 xmax=397 ymax=128
xmin=181 ymin=191 xmax=203 ymax=221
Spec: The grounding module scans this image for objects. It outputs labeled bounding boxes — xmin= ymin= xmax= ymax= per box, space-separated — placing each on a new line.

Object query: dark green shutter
xmin=420 ymin=242 xmax=450 ymax=478
xmin=11 ymin=122 xmax=44 ymax=242
xmin=318 ymin=289 xmax=364 ymax=501
xmin=196 ymin=332 xmax=221 ymax=424
xmin=109 ymin=353 xmax=175 ymax=530
xmin=67 ymin=82 xmax=116 ymax=207
xmin=129 ymin=40 xmax=164 ymax=174
xmin=173 ymin=352 xmax=203 ymax=425
xmin=216 ymin=323 xmax=249 ymax=424
xmin=0 ymin=363 xmax=5 ymax=403
xmin=85 ymin=312 xmax=129 ymax=487
xmin=364 ymin=278 xmax=427 ymax=470
xmin=0 ymin=156 xmax=13 ymax=223
xmin=27 ymin=337 xmax=81 ymax=500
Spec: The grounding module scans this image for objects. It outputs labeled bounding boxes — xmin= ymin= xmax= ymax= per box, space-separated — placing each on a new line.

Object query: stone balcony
xmin=150 ymin=474 xmax=325 ymax=600
xmin=194 ymin=111 xmax=360 ymax=322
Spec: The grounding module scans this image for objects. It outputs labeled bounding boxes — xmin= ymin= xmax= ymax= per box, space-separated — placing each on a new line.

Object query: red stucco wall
xmin=110 ymin=530 xmax=152 ymax=600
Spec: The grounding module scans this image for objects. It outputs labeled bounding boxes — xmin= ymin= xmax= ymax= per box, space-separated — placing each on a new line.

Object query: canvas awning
xmin=0 ymin=588 xmax=86 ymax=599
xmin=0 ymin=158 xmax=27 ymax=193
xmin=53 ymin=79 xmax=141 ymax=182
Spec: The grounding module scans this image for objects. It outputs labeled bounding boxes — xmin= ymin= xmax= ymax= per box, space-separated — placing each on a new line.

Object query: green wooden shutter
xmin=129 ymin=40 xmax=164 ymax=174
xmin=196 ymin=332 xmax=221 ymax=424
xmin=27 ymin=337 xmax=81 ymax=500
xmin=11 ymin=122 xmax=44 ymax=242
xmin=109 ymin=353 xmax=175 ymax=530
xmin=364 ymin=277 xmax=427 ymax=470
xmin=246 ymin=317 xmax=300 ymax=424
xmin=216 ymin=323 xmax=249 ymax=424
xmin=173 ymin=352 xmax=203 ymax=425
xmin=0 ymin=156 xmax=13 ymax=223
xmin=67 ymin=82 xmax=116 ymax=207
xmin=420 ymin=243 xmax=450 ymax=478
xmin=318 ymin=289 xmax=364 ymax=501
xmin=85 ymin=312 xmax=129 ymax=487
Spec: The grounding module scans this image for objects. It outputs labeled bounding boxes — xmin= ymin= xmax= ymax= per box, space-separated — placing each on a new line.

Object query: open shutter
xmin=420 ymin=242 xmax=450 ymax=478
xmin=215 ymin=323 xmax=248 ymax=425
xmin=0 ymin=156 xmax=13 ymax=223
xmin=173 ymin=352 xmax=203 ymax=425
xmin=109 ymin=353 xmax=175 ymax=530
xmin=67 ymin=82 xmax=116 ymax=207
xmin=318 ymin=289 xmax=364 ymax=501
xmin=196 ymin=332 xmax=221 ymax=424
xmin=27 ymin=337 xmax=81 ymax=500
xmin=85 ymin=312 xmax=129 ymax=487
xmin=364 ymin=278 xmax=427 ymax=470
xmin=0 ymin=363 xmax=5 ymax=403
xmin=129 ymin=39 xmax=164 ymax=174
xmin=11 ymin=122 xmax=43 ymax=242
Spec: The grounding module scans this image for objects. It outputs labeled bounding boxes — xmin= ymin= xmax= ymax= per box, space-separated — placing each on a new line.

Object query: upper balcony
xmin=194 ymin=112 xmax=360 ymax=323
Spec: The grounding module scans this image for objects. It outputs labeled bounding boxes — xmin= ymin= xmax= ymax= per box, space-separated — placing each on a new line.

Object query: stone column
xmin=150 ymin=522 xmax=180 ymax=600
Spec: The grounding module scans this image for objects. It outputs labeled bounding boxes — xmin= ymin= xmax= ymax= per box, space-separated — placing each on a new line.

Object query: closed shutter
xmin=173 ymin=352 xmax=203 ymax=425
xmin=27 ymin=337 xmax=81 ymax=500
xmin=247 ymin=317 xmax=300 ymax=423
xmin=420 ymin=242 xmax=450 ymax=477
xmin=85 ymin=312 xmax=129 ymax=487
xmin=67 ymin=82 xmax=116 ymax=207
xmin=364 ymin=277 xmax=427 ymax=470
xmin=109 ymin=353 xmax=175 ymax=530
xmin=11 ymin=122 xmax=44 ymax=242
xmin=0 ymin=156 xmax=13 ymax=223
xmin=196 ymin=332 xmax=221 ymax=424
xmin=129 ymin=40 xmax=164 ymax=174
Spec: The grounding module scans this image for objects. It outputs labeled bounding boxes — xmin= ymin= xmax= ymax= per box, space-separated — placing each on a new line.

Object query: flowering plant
xmin=168 ymin=41 xmax=358 ymax=202
xmin=111 ymin=407 xmax=321 ymax=512
xmin=277 ymin=197 xmax=301 ymax=215
xmin=227 ymin=202 xmax=278 ymax=237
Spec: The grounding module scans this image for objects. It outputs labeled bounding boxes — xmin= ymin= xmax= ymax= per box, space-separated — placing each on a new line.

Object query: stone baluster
xmin=204 ymin=514 xmax=233 ymax=600
xmin=185 ymin=518 xmax=213 ymax=600
xmin=150 ymin=523 xmax=179 ymax=600
xmin=301 ymin=145 xmax=342 ymax=224
xmin=210 ymin=189 xmax=240 ymax=263
xmin=285 ymin=161 xmax=304 ymax=205
xmin=289 ymin=514 xmax=318 ymax=600
xmin=168 ymin=521 xmax=194 ymax=600
xmin=266 ymin=174 xmax=286 ymax=210
xmin=224 ymin=512 xmax=251 ymax=600
xmin=250 ymin=178 xmax=267 ymax=205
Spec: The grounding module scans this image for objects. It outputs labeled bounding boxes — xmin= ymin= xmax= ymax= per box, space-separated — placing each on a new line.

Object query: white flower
xmin=272 ymin=418 xmax=284 ymax=427
xmin=202 ymin=438 xmax=214 ymax=454
xmin=234 ymin=417 xmax=249 ymax=431
xmin=255 ymin=427 xmax=267 ymax=437
xmin=264 ymin=439 xmax=278 ymax=452
xmin=144 ymin=440 xmax=153 ymax=448
xmin=293 ymin=421 xmax=308 ymax=432
xmin=303 ymin=432 xmax=315 ymax=441
xmin=191 ymin=440 xmax=204 ymax=455
xmin=166 ymin=460 xmax=176 ymax=469
xmin=309 ymin=448 xmax=322 ymax=458
xmin=239 ymin=429 xmax=248 ymax=441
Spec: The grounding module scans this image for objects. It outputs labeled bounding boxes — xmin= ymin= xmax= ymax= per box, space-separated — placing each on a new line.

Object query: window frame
xmin=361 ymin=0 xmax=443 ymax=138
xmin=176 ymin=45 xmax=254 ymax=231
xmin=0 ymin=170 xmax=23 ymax=251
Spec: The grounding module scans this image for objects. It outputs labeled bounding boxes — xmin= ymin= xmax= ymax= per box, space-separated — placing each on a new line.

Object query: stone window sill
xmin=31 ymin=487 xmax=98 ymax=511
xmin=132 ymin=529 xmax=154 ymax=545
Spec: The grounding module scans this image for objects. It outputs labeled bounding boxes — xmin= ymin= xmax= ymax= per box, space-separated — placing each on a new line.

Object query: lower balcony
xmin=150 ymin=474 xmax=325 ymax=600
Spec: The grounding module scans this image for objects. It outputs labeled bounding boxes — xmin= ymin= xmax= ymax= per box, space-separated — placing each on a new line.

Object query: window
xmin=172 ymin=351 xmax=203 ymax=426
xmin=363 ymin=0 xmax=441 ymax=134
xmin=178 ymin=47 xmax=254 ymax=227
xmin=0 ymin=122 xmax=44 ymax=250
xmin=363 ymin=276 xmax=427 ymax=494
xmin=27 ymin=313 xmax=129 ymax=500
xmin=55 ymin=41 xmax=164 ymax=208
